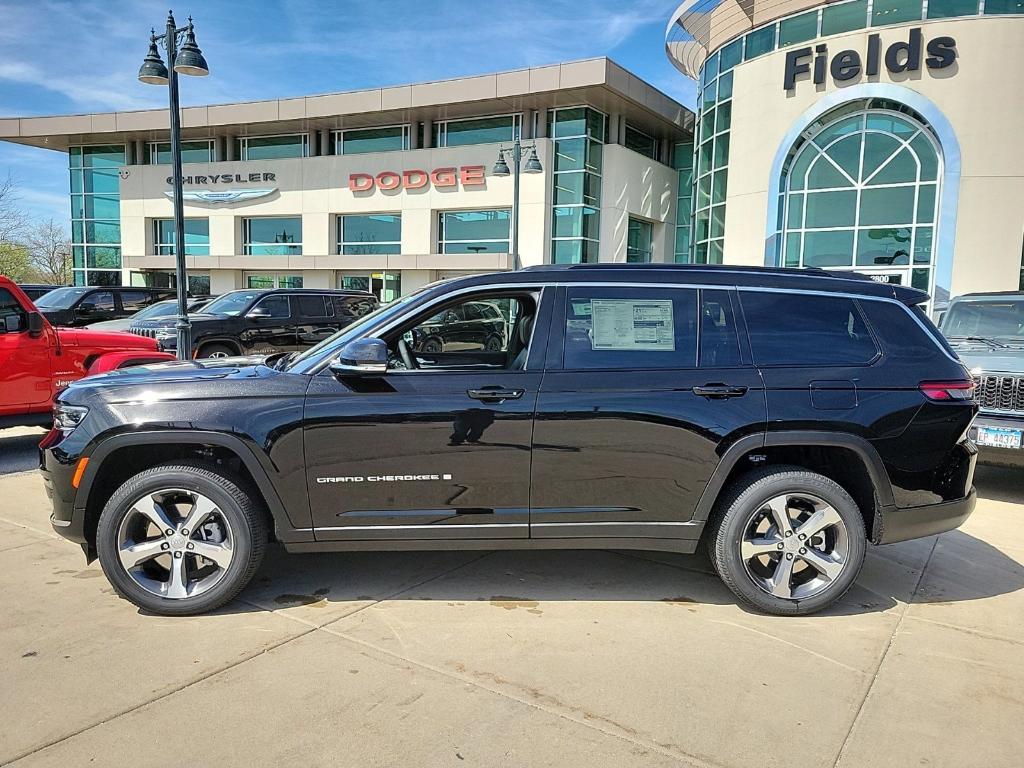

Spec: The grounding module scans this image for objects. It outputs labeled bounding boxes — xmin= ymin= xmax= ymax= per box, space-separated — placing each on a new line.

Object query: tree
xmin=0 ymin=173 xmax=26 ymax=244
xmin=24 ymin=219 xmax=72 ymax=285
xmin=0 ymin=242 xmax=33 ymax=281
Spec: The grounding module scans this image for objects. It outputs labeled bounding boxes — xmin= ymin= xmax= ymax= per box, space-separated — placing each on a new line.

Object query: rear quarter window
xmin=740 ymin=291 xmax=878 ymax=366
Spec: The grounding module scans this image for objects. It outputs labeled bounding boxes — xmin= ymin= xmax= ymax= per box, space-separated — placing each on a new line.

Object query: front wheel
xmin=708 ymin=467 xmax=866 ymax=616
xmin=96 ymin=463 xmax=267 ymax=616
xmin=197 ymin=343 xmax=235 ymax=359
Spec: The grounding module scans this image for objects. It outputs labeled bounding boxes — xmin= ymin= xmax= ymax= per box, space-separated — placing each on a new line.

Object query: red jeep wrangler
xmin=0 ymin=277 xmax=175 ymax=429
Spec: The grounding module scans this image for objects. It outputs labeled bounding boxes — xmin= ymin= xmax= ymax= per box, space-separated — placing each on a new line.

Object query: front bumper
xmin=40 ymin=442 xmax=87 ymax=545
xmin=970 ymin=413 xmax=1024 ymax=468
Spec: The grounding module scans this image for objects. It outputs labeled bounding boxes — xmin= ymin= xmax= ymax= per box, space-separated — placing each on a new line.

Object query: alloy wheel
xmin=115 ymin=488 xmax=234 ymax=599
xmin=740 ymin=492 xmax=850 ymax=600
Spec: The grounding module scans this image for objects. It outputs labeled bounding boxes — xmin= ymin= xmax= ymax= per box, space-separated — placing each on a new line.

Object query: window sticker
xmin=590 ymin=299 xmax=675 ymax=351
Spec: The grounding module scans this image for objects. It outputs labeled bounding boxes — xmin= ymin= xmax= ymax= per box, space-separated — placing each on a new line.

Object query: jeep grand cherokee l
xmin=40 ymin=265 xmax=978 ymax=616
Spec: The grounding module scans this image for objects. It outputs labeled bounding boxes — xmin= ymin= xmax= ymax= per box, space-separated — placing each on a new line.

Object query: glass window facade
xmin=438 ymin=210 xmax=511 ymax=254
xmin=245 ymin=273 xmax=303 ymax=289
xmin=777 ymin=102 xmax=940 ymax=294
xmin=692 ymin=49 xmax=734 ymax=264
xmin=711 ymin=0 xmax=994 ymax=70
xmin=432 ymin=115 xmax=520 ymax=147
xmin=338 ymin=272 xmax=401 ymax=303
xmin=130 ymin=269 xmax=211 ymax=295
xmin=243 ymin=217 xmax=303 ymax=255
xmin=626 ymin=218 xmax=653 ymax=263
xmin=235 ymin=135 xmax=308 ymax=160
xmin=624 ymin=125 xmax=658 ymax=159
xmin=154 ymin=218 xmax=210 ymax=255
xmin=549 ymin=107 xmax=605 ymax=264
xmin=673 ymin=143 xmax=694 ymax=262
xmin=149 ymin=140 xmax=215 ymax=164
xmin=336 ymin=126 xmax=409 ymax=155
xmin=339 ymin=214 xmax=402 ymax=254
xmin=70 ymin=145 xmax=126 ymax=286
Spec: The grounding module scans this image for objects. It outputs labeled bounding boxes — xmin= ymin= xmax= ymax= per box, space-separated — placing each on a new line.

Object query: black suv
xmin=129 ymin=287 xmax=378 ymax=358
xmin=34 ymin=286 xmax=175 ymax=327
xmin=40 ymin=265 xmax=978 ymax=617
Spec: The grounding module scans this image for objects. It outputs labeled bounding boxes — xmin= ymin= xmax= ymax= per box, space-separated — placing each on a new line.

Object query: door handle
xmin=467 ymin=387 xmax=525 ymax=403
xmin=692 ymin=384 xmax=748 ymax=399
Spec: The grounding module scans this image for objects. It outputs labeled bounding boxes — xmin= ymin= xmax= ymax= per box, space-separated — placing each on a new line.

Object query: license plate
xmin=976 ymin=426 xmax=1023 ymax=450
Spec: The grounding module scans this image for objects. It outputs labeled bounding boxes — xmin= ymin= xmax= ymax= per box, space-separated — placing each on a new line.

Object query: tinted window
xmin=80 ymin=291 xmax=115 ymax=312
xmin=34 ymin=287 xmax=90 ymax=309
xmin=741 ymin=291 xmax=878 ymax=365
xmin=562 ymin=287 xmax=698 ymax=370
xmin=700 ymin=289 xmax=742 ymax=367
xmin=251 ymin=295 xmax=290 ymax=319
xmin=120 ymin=290 xmax=151 ymax=311
xmin=942 ymin=300 xmax=1024 ymax=339
xmin=297 ymin=294 xmax=333 ymax=318
xmin=0 ymin=288 xmax=27 ymax=332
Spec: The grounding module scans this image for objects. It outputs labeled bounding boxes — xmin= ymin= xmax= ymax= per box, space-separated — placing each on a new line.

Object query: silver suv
xmin=941 ymin=291 xmax=1024 ymax=467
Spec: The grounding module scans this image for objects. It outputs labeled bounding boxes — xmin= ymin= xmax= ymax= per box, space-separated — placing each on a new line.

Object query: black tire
xmin=96 ymin=462 xmax=267 ymax=616
xmin=197 ymin=342 xmax=236 ymax=359
xmin=706 ymin=465 xmax=867 ymax=616
xmin=484 ymin=334 xmax=503 ymax=352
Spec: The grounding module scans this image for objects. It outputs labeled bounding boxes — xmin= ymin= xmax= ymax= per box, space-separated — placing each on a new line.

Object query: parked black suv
xmin=34 ymin=286 xmax=175 ymax=327
xmin=129 ymin=287 xmax=378 ymax=358
xmin=41 ymin=265 xmax=978 ymax=617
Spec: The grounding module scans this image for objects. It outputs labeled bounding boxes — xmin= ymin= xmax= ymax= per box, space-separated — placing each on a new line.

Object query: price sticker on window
xmin=590 ymin=299 xmax=675 ymax=351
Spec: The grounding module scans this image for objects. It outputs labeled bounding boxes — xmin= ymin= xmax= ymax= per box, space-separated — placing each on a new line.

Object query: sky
xmin=0 ymin=0 xmax=697 ymax=230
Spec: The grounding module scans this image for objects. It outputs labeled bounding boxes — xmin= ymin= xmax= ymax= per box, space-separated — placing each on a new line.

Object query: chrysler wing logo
xmin=165 ymin=188 xmax=276 ymax=204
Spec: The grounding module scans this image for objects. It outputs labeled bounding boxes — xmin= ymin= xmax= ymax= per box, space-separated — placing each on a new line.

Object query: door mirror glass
xmin=330 ymin=337 xmax=388 ymax=377
xmin=27 ymin=311 xmax=44 ymax=338
xmin=2 ymin=315 xmax=19 ymax=333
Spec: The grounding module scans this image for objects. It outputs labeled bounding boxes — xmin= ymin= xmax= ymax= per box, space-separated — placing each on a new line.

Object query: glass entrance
xmin=337 ymin=271 xmax=401 ymax=303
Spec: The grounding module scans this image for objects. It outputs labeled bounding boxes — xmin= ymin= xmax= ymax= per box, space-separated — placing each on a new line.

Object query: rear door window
xmin=562 ymin=287 xmax=698 ymax=370
xmin=699 ymin=289 xmax=742 ymax=367
xmin=296 ymin=294 xmax=333 ymax=318
xmin=740 ymin=291 xmax=878 ymax=366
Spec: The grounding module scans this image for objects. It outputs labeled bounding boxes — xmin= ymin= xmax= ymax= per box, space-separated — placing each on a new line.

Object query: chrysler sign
xmin=349 ymin=165 xmax=486 ymax=192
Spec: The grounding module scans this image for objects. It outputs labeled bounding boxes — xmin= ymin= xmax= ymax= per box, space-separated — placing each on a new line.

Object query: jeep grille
xmin=129 ymin=327 xmax=158 ymax=339
xmin=974 ymin=374 xmax=1024 ymax=414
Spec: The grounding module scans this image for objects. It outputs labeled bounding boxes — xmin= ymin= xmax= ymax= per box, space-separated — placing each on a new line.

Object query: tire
xmin=96 ymin=462 xmax=268 ymax=616
xmin=421 ymin=337 xmax=443 ymax=353
xmin=706 ymin=466 xmax=867 ymax=616
xmin=484 ymin=335 xmax=503 ymax=352
xmin=197 ymin=343 xmax=235 ymax=359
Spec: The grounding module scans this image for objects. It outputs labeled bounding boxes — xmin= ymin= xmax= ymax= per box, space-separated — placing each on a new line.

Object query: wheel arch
xmin=694 ymin=431 xmax=895 ymax=543
xmin=195 ymin=337 xmax=242 ymax=357
xmin=75 ymin=431 xmax=309 ymax=558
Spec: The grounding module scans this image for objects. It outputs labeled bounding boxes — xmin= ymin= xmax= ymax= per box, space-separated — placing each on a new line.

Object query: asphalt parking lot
xmin=1 ymin=426 xmax=1022 ymax=768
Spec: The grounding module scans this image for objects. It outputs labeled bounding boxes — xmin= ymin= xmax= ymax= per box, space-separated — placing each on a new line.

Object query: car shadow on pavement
xmin=974 ymin=464 xmax=1024 ymax=504
xmin=204 ymin=520 xmax=1023 ymax=621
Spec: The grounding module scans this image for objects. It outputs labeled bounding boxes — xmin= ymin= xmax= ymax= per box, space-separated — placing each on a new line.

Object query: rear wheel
xmin=197 ymin=342 xmax=235 ymax=359
xmin=96 ymin=463 xmax=267 ymax=616
xmin=707 ymin=466 xmax=866 ymax=615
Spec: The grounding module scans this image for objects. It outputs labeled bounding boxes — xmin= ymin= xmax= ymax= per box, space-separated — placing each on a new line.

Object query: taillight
xmin=919 ymin=380 xmax=975 ymax=401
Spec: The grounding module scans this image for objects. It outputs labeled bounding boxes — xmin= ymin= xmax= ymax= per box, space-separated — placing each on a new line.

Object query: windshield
xmin=34 ymin=287 xmax=90 ymax=309
xmin=942 ymin=299 xmax=1024 ymax=340
xmin=132 ymin=301 xmax=177 ymax=321
xmin=286 ymin=289 xmax=429 ymax=371
xmin=200 ymin=291 xmax=262 ymax=317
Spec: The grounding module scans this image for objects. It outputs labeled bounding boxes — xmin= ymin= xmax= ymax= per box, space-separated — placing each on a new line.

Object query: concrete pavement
xmin=0 ymin=460 xmax=1021 ymax=767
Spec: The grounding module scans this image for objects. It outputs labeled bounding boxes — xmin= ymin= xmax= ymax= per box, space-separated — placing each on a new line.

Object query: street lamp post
xmin=138 ymin=12 xmax=209 ymax=360
xmin=492 ymin=140 xmax=542 ymax=271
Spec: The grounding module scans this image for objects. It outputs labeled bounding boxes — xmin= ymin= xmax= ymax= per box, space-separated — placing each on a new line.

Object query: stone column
xmin=422 ymin=119 xmax=433 ymax=148
xmin=608 ymin=112 xmax=620 ymax=144
xmin=320 ymin=129 xmax=332 ymax=155
xmin=225 ymin=136 xmax=236 ymax=161
xmin=534 ymin=110 xmax=548 ymax=139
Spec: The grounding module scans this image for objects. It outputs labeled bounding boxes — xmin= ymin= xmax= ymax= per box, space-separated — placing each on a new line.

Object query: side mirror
xmin=248 ymin=307 xmax=270 ymax=319
xmin=329 ymin=338 xmax=388 ymax=377
xmin=77 ymin=303 xmax=96 ymax=313
xmin=27 ymin=311 xmax=44 ymax=338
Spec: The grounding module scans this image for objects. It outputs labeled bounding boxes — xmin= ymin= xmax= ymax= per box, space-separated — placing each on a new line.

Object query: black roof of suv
xmin=41 ymin=264 xmax=976 ymax=618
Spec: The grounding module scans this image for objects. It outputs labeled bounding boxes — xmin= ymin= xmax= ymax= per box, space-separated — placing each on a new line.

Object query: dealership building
xmin=0 ymin=58 xmax=692 ymax=300
xmin=666 ymin=0 xmax=1024 ymax=305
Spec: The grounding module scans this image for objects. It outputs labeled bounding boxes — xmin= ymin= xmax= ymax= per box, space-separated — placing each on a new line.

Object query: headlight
xmin=155 ymin=329 xmax=176 ymax=339
xmin=53 ymin=404 xmax=89 ymax=435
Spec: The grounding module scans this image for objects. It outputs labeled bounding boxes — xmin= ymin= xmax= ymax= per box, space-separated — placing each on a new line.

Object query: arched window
xmin=777 ymin=99 xmax=941 ymax=293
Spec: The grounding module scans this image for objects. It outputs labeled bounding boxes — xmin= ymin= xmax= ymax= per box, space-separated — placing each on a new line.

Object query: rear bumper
xmin=876 ymin=487 xmax=977 ymax=544
xmin=970 ymin=414 xmax=1024 ymax=468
